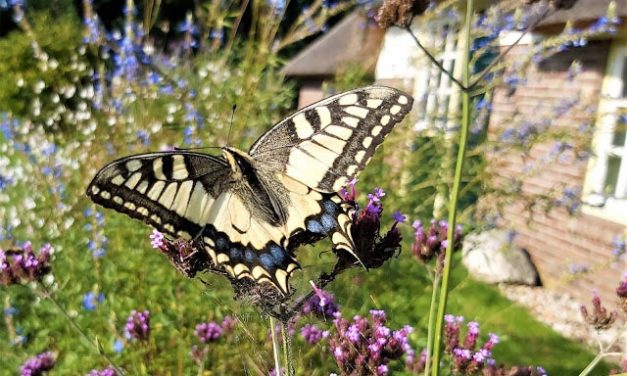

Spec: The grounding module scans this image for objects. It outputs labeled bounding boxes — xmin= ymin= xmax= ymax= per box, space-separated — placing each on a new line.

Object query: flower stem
xmin=404 ymin=25 xmax=466 ymax=93
xmin=430 ymin=0 xmax=473 ymax=374
xmin=269 ymin=316 xmax=282 ymax=375
xmin=281 ymin=321 xmax=293 ymax=376
xmin=577 ymin=352 xmax=605 ymax=376
xmin=37 ymin=284 xmax=125 ymax=375
xmin=424 ymin=272 xmax=440 ymax=376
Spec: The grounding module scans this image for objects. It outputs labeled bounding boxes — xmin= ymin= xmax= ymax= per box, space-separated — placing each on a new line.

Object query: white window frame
xmin=583 ymin=37 xmax=627 ymax=225
xmin=412 ymin=19 xmax=464 ymax=133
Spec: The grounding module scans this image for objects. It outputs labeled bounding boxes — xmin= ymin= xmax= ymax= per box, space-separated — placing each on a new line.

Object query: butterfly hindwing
xmin=249 ymin=86 xmax=413 ymax=193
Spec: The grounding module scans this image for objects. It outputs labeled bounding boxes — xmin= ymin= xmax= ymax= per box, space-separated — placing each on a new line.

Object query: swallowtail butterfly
xmin=87 ymin=86 xmax=413 ymax=294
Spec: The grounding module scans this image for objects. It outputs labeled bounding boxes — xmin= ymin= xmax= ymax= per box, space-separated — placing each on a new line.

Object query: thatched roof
xmin=540 ymin=0 xmax=627 ymax=25
xmin=282 ymin=10 xmax=385 ymax=78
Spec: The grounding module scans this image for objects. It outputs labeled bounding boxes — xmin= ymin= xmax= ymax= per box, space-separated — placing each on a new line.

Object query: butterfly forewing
xmin=249 ymin=86 xmax=414 ymax=193
xmin=87 ymin=151 xmax=300 ymax=293
xmin=87 ymin=152 xmax=230 ymax=239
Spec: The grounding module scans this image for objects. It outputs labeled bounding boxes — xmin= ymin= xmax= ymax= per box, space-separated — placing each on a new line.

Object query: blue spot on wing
xmin=244 ymin=249 xmax=255 ymax=262
xmin=324 ymin=200 xmax=336 ymax=213
xmin=307 ymin=219 xmax=324 ymax=233
xmin=230 ymin=248 xmax=242 ymax=260
xmin=321 ymin=214 xmax=335 ymax=231
xmin=216 ymin=238 xmax=228 ymax=251
xmin=260 ymin=254 xmax=275 ymax=269
xmin=269 ymin=245 xmax=285 ymax=263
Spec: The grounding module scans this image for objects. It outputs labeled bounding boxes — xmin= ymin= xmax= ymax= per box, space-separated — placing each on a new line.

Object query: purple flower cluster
xmin=86 ymin=367 xmax=117 ymax=376
xmin=302 ymin=285 xmax=339 ymax=319
xmin=617 ymin=274 xmax=627 ymax=314
xmin=124 ymin=310 xmax=150 ymax=341
xmin=611 ymin=236 xmax=626 ymax=259
xmin=442 ymin=314 xmax=500 ymax=375
xmin=580 ymin=291 xmax=617 ymax=330
xmin=194 ymin=321 xmax=222 ymax=343
xmin=20 ymin=351 xmax=55 ymax=376
xmin=329 ymin=309 xmax=413 ymax=375
xmin=411 ymin=219 xmax=462 ymax=265
xmin=340 ymin=181 xmax=403 ymax=269
xmin=300 ymin=324 xmax=329 ymax=344
xmin=1 ymin=242 xmax=52 ymax=286
xmin=149 ymin=229 xmax=165 ymax=250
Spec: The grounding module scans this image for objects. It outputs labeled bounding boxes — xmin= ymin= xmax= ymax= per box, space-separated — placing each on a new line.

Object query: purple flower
xmin=391 ymin=211 xmax=406 ymax=223
xmin=376 ymin=364 xmax=388 ymax=375
xmin=300 ymin=324 xmax=328 ymax=344
xmin=483 ymin=333 xmax=499 ymax=351
xmin=125 ymin=310 xmax=150 ymax=341
xmin=195 ymin=321 xmax=222 ymax=343
xmin=86 ymin=367 xmax=117 ymax=376
xmin=1 ymin=242 xmax=53 ymax=286
xmin=340 ymin=178 xmax=358 ymax=202
xmin=369 ymin=309 xmax=386 ymax=324
xmin=302 ymin=284 xmax=339 ymax=318
xmin=221 ymin=315 xmax=237 ymax=334
xmin=20 ymin=351 xmax=55 ymax=376
xmin=150 ymin=229 xmax=165 ymax=250
xmin=346 ymin=324 xmax=361 ymax=344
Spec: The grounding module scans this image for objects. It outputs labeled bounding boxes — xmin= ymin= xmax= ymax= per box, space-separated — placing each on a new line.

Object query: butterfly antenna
xmin=226 ymin=104 xmax=236 ymax=147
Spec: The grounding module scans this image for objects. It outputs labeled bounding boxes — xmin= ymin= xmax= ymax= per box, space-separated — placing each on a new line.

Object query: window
xmin=412 ymin=20 xmax=463 ymax=132
xmin=583 ymin=39 xmax=627 ymax=225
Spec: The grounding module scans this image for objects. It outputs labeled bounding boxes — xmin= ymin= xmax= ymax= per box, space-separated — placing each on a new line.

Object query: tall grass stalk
xmin=423 ymin=272 xmax=439 ymax=376
xmin=270 ymin=316 xmax=282 ymax=375
xmin=430 ymin=0 xmax=474 ymax=374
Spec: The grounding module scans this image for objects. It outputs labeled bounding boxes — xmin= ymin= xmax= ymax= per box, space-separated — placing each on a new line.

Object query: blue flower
xmin=113 ymin=338 xmax=124 ymax=353
xmin=82 ymin=291 xmax=105 ymax=311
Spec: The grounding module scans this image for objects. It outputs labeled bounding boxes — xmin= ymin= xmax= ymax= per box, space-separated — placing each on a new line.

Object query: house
xmin=282 ymin=8 xmax=385 ymax=108
xmin=374 ymin=0 xmax=627 ymax=305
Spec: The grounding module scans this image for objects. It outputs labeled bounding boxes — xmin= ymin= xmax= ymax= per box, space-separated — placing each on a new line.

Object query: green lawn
xmin=1 ymin=210 xmax=611 ymax=375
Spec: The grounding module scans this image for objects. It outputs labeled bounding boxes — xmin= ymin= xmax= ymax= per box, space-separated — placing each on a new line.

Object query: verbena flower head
xmin=195 ymin=321 xmax=222 ymax=343
xmin=125 ymin=310 xmax=150 ymax=341
xmin=580 ymin=291 xmax=617 ymax=330
xmin=411 ymin=219 xmax=463 ymax=267
xmin=328 ymin=309 xmax=414 ymax=375
xmin=20 ymin=351 xmax=55 ymax=376
xmin=300 ymin=324 xmax=328 ymax=344
xmin=149 ymin=229 xmax=165 ymax=250
xmin=221 ymin=315 xmax=238 ymax=334
xmin=347 ymin=185 xmax=402 ymax=269
xmin=617 ymin=274 xmax=627 ymax=314
xmin=86 ymin=367 xmax=117 ymax=376
xmin=302 ymin=284 xmax=339 ymax=319
xmin=1 ymin=242 xmax=53 ymax=286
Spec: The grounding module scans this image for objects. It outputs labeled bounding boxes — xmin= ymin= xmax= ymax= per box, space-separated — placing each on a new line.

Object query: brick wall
xmin=489 ymin=40 xmax=626 ymax=305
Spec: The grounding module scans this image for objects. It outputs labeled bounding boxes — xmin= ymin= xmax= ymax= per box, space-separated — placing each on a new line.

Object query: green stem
xmin=578 ymin=352 xmax=605 ymax=376
xmin=37 ymin=284 xmax=125 ymax=375
xmin=430 ymin=0 xmax=473 ymax=374
xmin=281 ymin=322 xmax=293 ymax=376
xmin=404 ymin=25 xmax=466 ymax=92
xmin=269 ymin=316 xmax=282 ymax=375
xmin=424 ymin=271 xmax=440 ymax=376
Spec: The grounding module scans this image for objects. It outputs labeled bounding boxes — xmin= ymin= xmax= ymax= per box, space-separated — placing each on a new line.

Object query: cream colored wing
xmin=86 ymin=152 xmax=299 ymax=293
xmin=249 ymin=86 xmax=413 ymax=193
